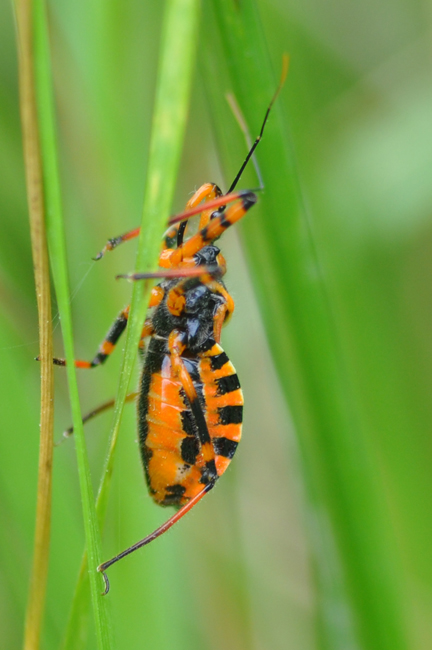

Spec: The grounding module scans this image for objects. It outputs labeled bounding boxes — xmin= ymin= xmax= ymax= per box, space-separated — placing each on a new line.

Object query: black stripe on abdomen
xmin=213 ymin=437 xmax=238 ymax=459
xmin=216 ymin=374 xmax=240 ymax=395
xmin=209 ymin=351 xmax=229 ymax=370
xmin=218 ymin=405 xmax=243 ymax=425
xmin=180 ymin=434 xmax=199 ymax=464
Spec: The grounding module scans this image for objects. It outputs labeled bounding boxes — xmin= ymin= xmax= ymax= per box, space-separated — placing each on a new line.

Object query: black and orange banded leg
xmin=167 ymin=191 xmax=257 ymax=267
xmin=52 ymin=306 xmax=130 ymax=369
xmin=59 ymin=318 xmax=154 ymax=442
xmin=51 ymin=285 xmax=162 ymax=369
xmin=93 ymin=227 xmax=141 ymax=260
xmin=162 ymin=182 xmax=222 ymax=250
xmin=98 ymin=329 xmax=218 ymax=595
xmin=118 ymin=193 xmax=255 ymax=284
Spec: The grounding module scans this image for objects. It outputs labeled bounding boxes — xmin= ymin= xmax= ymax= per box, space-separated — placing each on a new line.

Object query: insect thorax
xmin=152 ymin=278 xmax=228 ymax=353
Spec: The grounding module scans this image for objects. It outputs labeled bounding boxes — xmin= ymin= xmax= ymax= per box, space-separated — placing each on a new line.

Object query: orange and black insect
xmin=54 ymin=61 xmax=287 ymax=594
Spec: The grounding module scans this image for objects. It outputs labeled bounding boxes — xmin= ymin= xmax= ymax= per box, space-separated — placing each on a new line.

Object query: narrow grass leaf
xmin=32 ymin=0 xmax=113 ymax=647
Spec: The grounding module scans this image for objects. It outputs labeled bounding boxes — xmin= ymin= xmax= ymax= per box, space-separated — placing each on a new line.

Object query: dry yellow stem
xmin=15 ymin=0 xmax=55 ymax=648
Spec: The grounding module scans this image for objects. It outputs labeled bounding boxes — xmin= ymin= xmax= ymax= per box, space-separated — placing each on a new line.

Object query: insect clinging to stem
xmin=53 ymin=57 xmax=288 ymax=594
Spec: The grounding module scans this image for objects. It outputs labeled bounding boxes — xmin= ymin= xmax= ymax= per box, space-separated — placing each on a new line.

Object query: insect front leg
xmin=93 ymin=227 xmax=141 ymax=260
xmin=166 ymin=191 xmax=257 ymax=267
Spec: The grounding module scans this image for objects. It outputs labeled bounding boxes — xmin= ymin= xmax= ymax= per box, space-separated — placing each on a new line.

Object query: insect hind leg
xmin=98 ymin=482 xmax=214 ymax=595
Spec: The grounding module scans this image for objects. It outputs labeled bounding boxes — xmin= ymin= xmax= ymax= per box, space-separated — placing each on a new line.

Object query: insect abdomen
xmin=138 ymin=340 xmax=243 ymax=507
xmin=139 ymin=346 xmax=203 ymax=507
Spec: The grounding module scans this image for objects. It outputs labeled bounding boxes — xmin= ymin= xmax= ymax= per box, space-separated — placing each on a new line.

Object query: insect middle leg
xmin=52 ymin=306 xmax=131 ymax=369
xmin=52 ymin=285 xmax=162 ymax=369
xmin=58 ymin=319 xmax=154 ymax=442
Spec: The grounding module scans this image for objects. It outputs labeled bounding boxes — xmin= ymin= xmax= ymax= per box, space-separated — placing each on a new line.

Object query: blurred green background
xmin=2 ymin=0 xmax=432 ymax=648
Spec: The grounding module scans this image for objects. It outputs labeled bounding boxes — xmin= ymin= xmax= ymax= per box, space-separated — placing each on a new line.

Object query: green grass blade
xmin=61 ymin=0 xmax=200 ymax=644
xmin=33 ymin=0 xmax=112 ymax=647
xmin=15 ymin=1 xmax=55 ymax=647
xmin=202 ymin=2 xmax=409 ymax=649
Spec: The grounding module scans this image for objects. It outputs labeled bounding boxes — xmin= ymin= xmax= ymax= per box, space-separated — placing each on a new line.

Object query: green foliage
xmin=1 ymin=0 xmax=432 ymax=648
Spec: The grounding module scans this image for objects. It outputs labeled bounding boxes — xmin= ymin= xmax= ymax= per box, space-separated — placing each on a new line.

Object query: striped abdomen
xmin=138 ymin=339 xmax=243 ymax=507
xmin=198 ymin=342 xmax=243 ymax=478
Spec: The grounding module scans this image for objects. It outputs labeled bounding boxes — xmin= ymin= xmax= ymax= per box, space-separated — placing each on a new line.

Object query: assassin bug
xmin=54 ymin=59 xmax=288 ymax=594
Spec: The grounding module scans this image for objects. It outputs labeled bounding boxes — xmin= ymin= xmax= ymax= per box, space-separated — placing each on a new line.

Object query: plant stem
xmin=15 ymin=0 xmax=54 ymax=648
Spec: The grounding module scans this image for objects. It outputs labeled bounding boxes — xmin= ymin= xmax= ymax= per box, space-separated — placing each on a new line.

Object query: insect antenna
xmin=226 ymin=54 xmax=289 ymax=195
xmin=226 ymin=92 xmax=265 ymax=191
